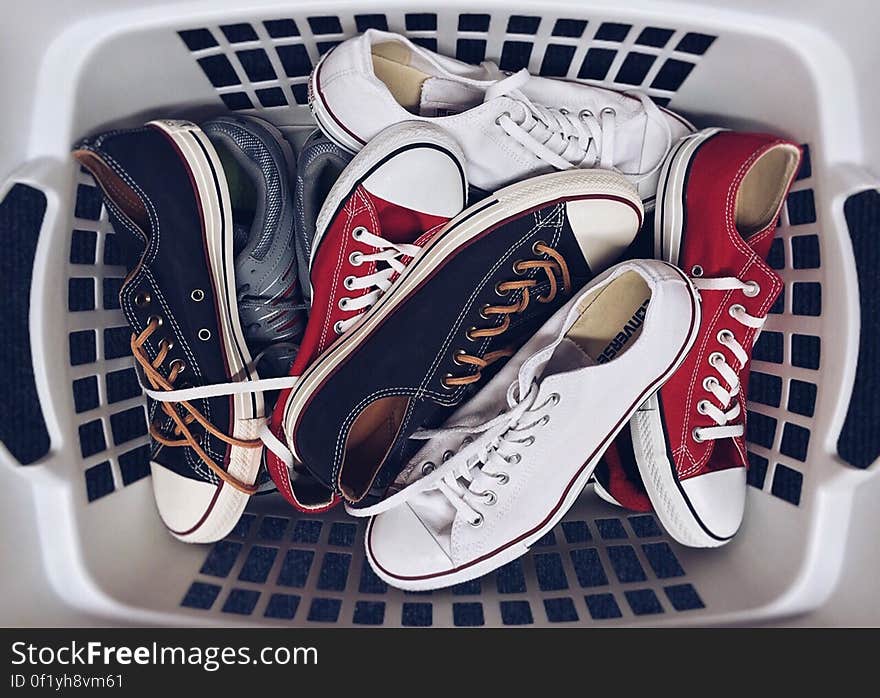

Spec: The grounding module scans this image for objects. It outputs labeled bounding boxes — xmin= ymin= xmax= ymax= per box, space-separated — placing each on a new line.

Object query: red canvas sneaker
xmin=614 ymin=128 xmax=801 ymax=546
xmin=263 ymin=121 xmax=467 ymax=512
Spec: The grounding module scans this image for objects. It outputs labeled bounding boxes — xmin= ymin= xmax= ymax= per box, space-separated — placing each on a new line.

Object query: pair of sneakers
xmin=74 ymin=115 xmax=351 ymax=542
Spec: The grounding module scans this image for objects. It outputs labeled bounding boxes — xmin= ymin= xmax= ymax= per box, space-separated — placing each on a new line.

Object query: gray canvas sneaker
xmin=293 ymin=129 xmax=352 ymax=305
xmin=203 ymin=115 xmax=306 ymax=377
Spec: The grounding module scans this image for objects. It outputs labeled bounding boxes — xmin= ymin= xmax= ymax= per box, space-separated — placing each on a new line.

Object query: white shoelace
xmin=348 ymin=380 xmax=560 ymax=522
xmin=690 ymin=277 xmax=766 ymax=443
xmin=486 ymin=69 xmax=672 ymax=181
xmin=335 ymin=226 xmax=421 ymax=334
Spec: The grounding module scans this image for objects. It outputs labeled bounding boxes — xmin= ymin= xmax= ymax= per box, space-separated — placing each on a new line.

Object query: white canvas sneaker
xmin=309 ymin=29 xmax=694 ymax=206
xmin=350 ymin=259 xmax=701 ymax=590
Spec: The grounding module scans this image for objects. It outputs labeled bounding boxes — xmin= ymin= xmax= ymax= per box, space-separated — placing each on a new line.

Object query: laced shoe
xmin=308 ymin=29 xmax=694 ymax=206
xmin=354 ymin=260 xmax=700 ymax=590
xmin=613 ymin=128 xmax=802 ymax=547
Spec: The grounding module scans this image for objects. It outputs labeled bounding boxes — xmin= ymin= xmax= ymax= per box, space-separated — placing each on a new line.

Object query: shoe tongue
xmin=483 ymin=68 xmax=531 ymax=102
xmin=514 ymin=337 xmax=595 ymax=399
xmin=232 ymin=222 xmax=251 ymax=257
xmin=540 ymin=337 xmax=596 ymax=379
xmin=419 ymin=76 xmax=484 ymax=116
xmin=417 ymin=61 xmax=509 ymax=116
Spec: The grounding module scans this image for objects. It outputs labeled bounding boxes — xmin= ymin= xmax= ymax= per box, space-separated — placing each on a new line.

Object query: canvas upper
xmin=616 ymin=129 xmax=802 ymax=545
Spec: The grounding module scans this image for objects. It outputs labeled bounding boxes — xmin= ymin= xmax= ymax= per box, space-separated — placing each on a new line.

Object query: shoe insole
xmin=565 ymin=271 xmax=652 ymax=363
xmin=372 ymin=42 xmax=430 ymax=113
xmin=736 ymin=144 xmax=800 ymax=236
xmin=341 ymin=395 xmax=410 ymax=500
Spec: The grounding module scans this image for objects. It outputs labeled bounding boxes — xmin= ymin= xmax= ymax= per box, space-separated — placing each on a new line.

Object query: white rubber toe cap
xmin=367 ymin=503 xmax=455 ymax=582
xmin=680 ymin=467 xmax=747 ymax=541
xmin=362 ymin=146 xmax=466 ymax=218
xmin=150 ymin=462 xmax=218 ymax=538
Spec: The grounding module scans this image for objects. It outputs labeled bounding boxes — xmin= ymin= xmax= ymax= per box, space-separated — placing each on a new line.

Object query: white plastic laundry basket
xmin=1 ymin=0 xmax=878 ymax=627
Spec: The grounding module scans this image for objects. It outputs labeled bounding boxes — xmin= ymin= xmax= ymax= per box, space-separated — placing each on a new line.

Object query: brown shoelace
xmin=131 ymin=316 xmax=261 ymax=494
xmin=443 ymin=242 xmax=572 ymax=389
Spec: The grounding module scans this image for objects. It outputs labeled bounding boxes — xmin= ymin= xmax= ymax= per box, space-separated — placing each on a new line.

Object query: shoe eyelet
xmin=729 ymin=303 xmax=746 ymax=318
xmin=197 ymin=328 xmax=211 ymax=341
xmin=697 ymin=400 xmax=709 ymax=414
xmin=482 ymin=490 xmax=497 ymax=506
xmin=343 ymin=276 xmax=355 ymax=290
xmin=512 ymin=261 xmax=527 ymax=276
xmin=708 ymin=351 xmax=725 ymax=367
xmin=333 ymin=320 xmax=345 ymax=335
xmin=453 ymin=349 xmax=468 ymax=365
xmin=135 ymin=291 xmax=152 ymax=307
xmin=169 ymin=358 xmax=186 ymax=374
xmin=559 ymin=107 xmax=570 ymax=115
xmin=743 ymin=280 xmax=761 ymax=297
xmin=338 ymin=297 xmax=350 ymax=310
xmin=352 ymin=226 xmax=367 ymax=240
xmin=692 ymin=428 xmax=704 ymax=443
xmin=441 ymin=374 xmax=456 ymax=390
xmin=190 ymin=289 xmax=205 ymax=302
xmin=479 ymin=304 xmax=493 ymax=320
xmin=160 ymin=339 xmax=175 ymax=352
xmin=442 ymin=450 xmax=454 ymax=462
xmin=494 ymin=472 xmax=510 ymax=485
xmin=507 ymin=454 xmax=521 ymax=465
xmin=466 ymin=327 xmax=479 ymax=342
xmin=539 ymin=415 xmax=550 ymax=426
xmin=147 ymin=315 xmax=163 ymax=328
xmin=494 ymin=111 xmax=511 ymax=127
xmin=462 ymin=436 xmax=474 ymax=446
xmin=468 ymin=513 xmax=484 ymax=527
xmin=549 ymin=392 xmax=561 ymax=406
xmin=349 ymin=252 xmax=363 ymax=266
xmin=531 ymin=240 xmax=548 ymax=256
xmin=524 ymin=436 xmax=535 ymax=447
xmin=578 ymin=109 xmax=593 ymax=120
xmin=703 ymin=376 xmax=718 ymax=392
xmin=691 ymin=265 xmax=704 ymax=277
xmin=600 ymin=107 xmax=617 ymax=117
xmin=495 ymin=282 xmax=510 ymax=296
xmin=421 ymin=462 xmax=435 ymax=476
xmin=717 ymin=329 xmax=734 ymax=344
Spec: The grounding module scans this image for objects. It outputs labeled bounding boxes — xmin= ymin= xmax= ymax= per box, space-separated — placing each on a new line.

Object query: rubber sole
xmin=282 ymin=168 xmax=643 ymax=486
xmin=147 ymin=119 xmax=264 ymax=544
xmin=364 ymin=264 xmax=701 ymax=590
xmin=634 ymin=126 xmax=733 ymax=548
xmin=308 ymin=50 xmax=364 ymax=154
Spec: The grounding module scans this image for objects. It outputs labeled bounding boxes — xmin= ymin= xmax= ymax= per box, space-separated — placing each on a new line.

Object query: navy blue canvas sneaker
xmin=279 ymin=169 xmax=644 ymax=505
xmin=74 ymin=119 xmax=278 ymax=542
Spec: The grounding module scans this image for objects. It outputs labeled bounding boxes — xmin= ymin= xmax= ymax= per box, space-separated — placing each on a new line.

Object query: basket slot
xmin=837 ymin=189 xmax=880 ymax=469
xmin=0 ymin=183 xmax=50 ymax=465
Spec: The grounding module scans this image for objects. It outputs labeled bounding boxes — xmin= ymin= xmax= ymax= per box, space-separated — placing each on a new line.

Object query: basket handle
xmin=0 ymin=158 xmax=65 ymax=471
xmin=834 ymin=167 xmax=880 ymax=470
